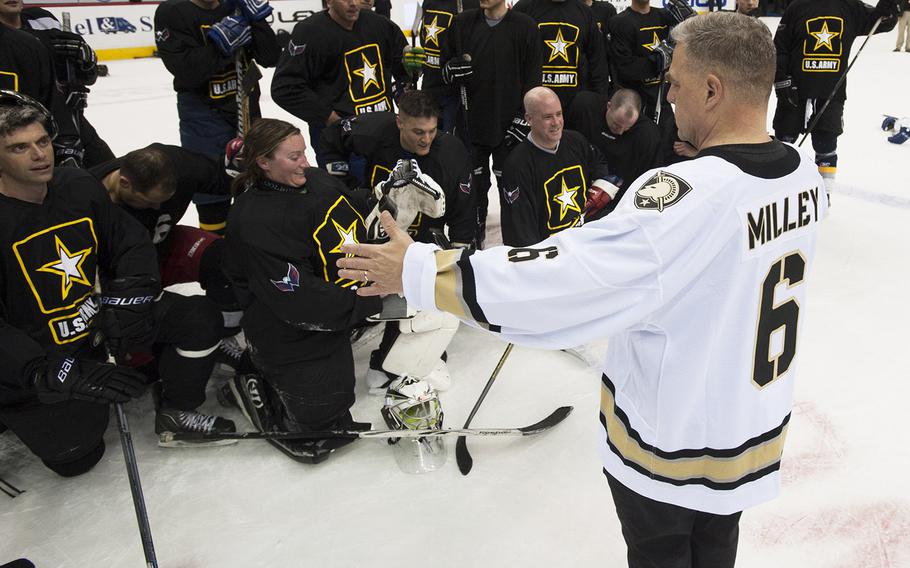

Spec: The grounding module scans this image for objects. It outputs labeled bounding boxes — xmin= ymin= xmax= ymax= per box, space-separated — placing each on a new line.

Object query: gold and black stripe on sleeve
xmin=433 ymin=248 xmax=501 ymax=333
xmin=599 ymin=375 xmax=789 ymax=491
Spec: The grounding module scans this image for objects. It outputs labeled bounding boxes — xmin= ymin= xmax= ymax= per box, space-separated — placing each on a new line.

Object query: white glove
xmin=365 ymin=159 xmax=446 ymax=240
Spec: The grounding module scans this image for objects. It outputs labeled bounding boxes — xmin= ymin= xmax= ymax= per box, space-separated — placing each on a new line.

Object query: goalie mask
xmin=381 ymin=376 xmax=447 ymax=474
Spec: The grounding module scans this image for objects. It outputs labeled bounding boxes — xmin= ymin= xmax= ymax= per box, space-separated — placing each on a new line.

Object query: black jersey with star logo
xmin=512 ymin=0 xmax=610 ymax=110
xmin=319 ymin=111 xmax=477 ymax=245
xmin=0 ymin=168 xmax=158 ymax=393
xmin=774 ymin=0 xmax=892 ymax=101
xmin=271 ymin=10 xmax=407 ymax=126
xmin=607 ymin=7 xmax=675 ymax=108
xmin=417 ymin=0 xmax=480 ymax=97
xmin=499 ymin=129 xmax=609 ymax=246
xmin=89 ymin=144 xmax=231 ymax=253
xmin=153 ymin=0 xmax=280 ymax=114
xmin=223 ymin=167 xmax=381 ymax=365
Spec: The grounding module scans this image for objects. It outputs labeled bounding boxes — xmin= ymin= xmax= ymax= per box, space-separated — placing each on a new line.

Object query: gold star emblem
xmin=545 ymin=27 xmax=575 ymax=64
xmin=553 ymin=177 xmax=581 ymax=219
xmin=36 ymin=235 xmax=92 ymax=300
xmin=810 ymin=21 xmax=840 ymax=51
xmin=643 ymin=31 xmax=661 ymax=52
xmin=352 ymin=53 xmax=380 ymax=92
xmin=328 ymin=219 xmax=359 ymax=255
xmin=424 ymin=16 xmax=443 ymax=47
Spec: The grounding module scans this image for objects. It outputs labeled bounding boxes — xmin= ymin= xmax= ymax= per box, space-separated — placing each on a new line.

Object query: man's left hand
xmin=337 ymin=211 xmax=414 ymax=297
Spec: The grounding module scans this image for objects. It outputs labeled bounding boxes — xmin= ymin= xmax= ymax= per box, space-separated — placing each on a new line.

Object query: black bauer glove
xmin=32 ymin=356 xmax=147 ymax=404
xmin=774 ymin=76 xmax=800 ymax=109
xmin=442 ymin=55 xmax=473 ymax=85
xmin=47 ymin=29 xmax=98 ymax=83
xmin=650 ymin=40 xmax=673 ymax=74
xmin=666 ymin=0 xmax=697 ymax=25
xmin=872 ymin=0 xmax=900 ymax=26
xmin=504 ymin=116 xmax=530 ymax=148
xmin=99 ymin=275 xmax=159 ymax=360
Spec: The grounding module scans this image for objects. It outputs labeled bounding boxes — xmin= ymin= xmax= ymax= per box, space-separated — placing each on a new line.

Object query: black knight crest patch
xmin=634 ymin=171 xmax=693 ymax=212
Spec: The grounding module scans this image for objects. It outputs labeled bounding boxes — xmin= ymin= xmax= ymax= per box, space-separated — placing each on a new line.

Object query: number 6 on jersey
xmin=753 ymin=251 xmax=806 ymax=388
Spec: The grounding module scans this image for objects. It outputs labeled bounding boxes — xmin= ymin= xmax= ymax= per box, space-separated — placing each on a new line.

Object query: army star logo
xmin=329 ymin=219 xmax=359 ymax=255
xmin=634 ymin=171 xmax=693 ymax=212
xmin=553 ymin=177 xmax=581 ymax=219
xmin=424 ymin=16 xmax=443 ymax=47
xmin=810 ymin=21 xmax=840 ymax=51
xmin=643 ymin=31 xmax=661 ymax=52
xmin=353 ymin=53 xmax=380 ymax=92
xmin=545 ymin=28 xmax=575 ymax=63
xmin=37 ymin=235 xmax=92 ymax=300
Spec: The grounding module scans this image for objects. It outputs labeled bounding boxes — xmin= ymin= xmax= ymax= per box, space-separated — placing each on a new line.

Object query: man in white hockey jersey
xmin=337 ymin=12 xmax=826 ymax=568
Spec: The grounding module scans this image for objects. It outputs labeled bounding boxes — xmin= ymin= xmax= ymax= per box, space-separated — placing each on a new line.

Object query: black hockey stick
xmin=115 ymin=403 xmax=159 ymax=568
xmin=455 ymin=343 xmax=514 ymax=475
xmin=160 ymin=405 xmax=572 ymax=444
xmin=798 ymin=17 xmax=883 ymax=147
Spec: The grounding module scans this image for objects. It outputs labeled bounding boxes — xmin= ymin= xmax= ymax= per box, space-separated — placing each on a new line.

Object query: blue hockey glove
xmin=207 ymin=15 xmax=252 ymax=57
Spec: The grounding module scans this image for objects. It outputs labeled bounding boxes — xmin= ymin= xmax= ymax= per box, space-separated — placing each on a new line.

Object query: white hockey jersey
xmin=401 ymin=141 xmax=827 ymax=514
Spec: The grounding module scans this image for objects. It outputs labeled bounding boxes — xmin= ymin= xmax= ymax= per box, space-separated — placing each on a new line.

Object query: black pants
xmin=606 ymin=472 xmax=742 ymax=568
xmin=468 ymin=141 xmax=512 ymax=246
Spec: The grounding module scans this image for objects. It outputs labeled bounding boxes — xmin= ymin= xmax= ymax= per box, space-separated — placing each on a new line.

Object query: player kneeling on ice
xmin=338 ymin=13 xmax=828 ymax=567
xmin=321 ymin=91 xmax=476 ymax=392
xmin=219 ymin=118 xmax=383 ymax=464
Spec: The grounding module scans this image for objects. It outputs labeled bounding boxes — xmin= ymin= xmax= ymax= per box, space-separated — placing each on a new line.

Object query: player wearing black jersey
xmin=608 ymin=0 xmax=679 ymax=159
xmin=500 ymin=87 xmax=614 ymax=246
xmin=566 ymin=88 xmax=662 ymax=214
xmin=440 ymin=0 xmax=541 ymax=246
xmin=413 ymin=0 xmax=480 ymax=132
xmin=512 ymin=0 xmax=610 ymax=111
xmin=89 ymin=145 xmax=242 ymax=353
xmin=271 ymin=0 xmax=408 ymax=170
xmin=0 ymin=94 xmax=234 ymax=477
xmin=772 ymin=0 xmax=898 ymax=196
xmin=0 ymin=0 xmax=114 ymax=169
xmin=223 ymin=119 xmax=381 ymax=463
xmin=321 ymin=91 xmax=474 ymax=391
xmin=583 ymin=0 xmax=618 ymax=82
xmin=154 ymin=0 xmax=280 ymax=235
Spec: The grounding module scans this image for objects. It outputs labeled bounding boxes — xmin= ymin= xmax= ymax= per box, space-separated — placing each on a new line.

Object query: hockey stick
xmin=160 ymin=405 xmax=572 ymax=443
xmin=454 ymin=0 xmax=471 ymax=130
xmin=0 ymin=475 xmax=24 ymax=498
xmin=455 ymin=343 xmax=513 ymax=475
xmin=798 ymin=16 xmax=883 ymax=147
xmin=114 ymin=403 xmax=158 ymax=568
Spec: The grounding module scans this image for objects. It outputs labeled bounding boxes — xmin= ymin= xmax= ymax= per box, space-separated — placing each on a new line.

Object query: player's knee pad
xmin=382 ymin=311 xmax=459 ymax=379
xmin=42 ymin=440 xmax=105 ymax=478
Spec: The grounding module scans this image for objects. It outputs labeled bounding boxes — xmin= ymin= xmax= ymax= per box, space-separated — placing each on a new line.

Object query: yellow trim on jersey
xmin=344 ymin=43 xmax=386 ymax=103
xmin=803 ymin=17 xmax=843 ymax=57
xmin=539 ymin=22 xmax=580 ymax=69
xmin=433 ymin=249 xmax=468 ymax=319
xmin=0 ymin=70 xmax=20 ymax=90
xmin=600 ymin=383 xmax=789 ymax=485
xmin=544 ymin=165 xmax=586 ymax=231
xmin=47 ymin=310 xmax=91 ymax=345
xmin=199 ymin=221 xmax=226 ymax=232
xmin=12 ymin=217 xmax=98 ymax=315
xmin=312 ymin=195 xmax=366 ymax=284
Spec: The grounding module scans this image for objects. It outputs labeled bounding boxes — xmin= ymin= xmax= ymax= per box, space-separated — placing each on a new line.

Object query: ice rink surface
xmin=3 ymin=16 xmax=910 ymax=568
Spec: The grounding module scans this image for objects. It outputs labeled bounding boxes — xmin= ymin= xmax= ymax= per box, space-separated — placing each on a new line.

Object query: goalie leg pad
xmin=381 ymin=311 xmax=459 ymax=379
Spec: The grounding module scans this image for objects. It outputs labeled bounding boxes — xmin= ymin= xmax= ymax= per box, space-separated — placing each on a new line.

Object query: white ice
xmin=3 ymin=17 xmax=910 ymax=568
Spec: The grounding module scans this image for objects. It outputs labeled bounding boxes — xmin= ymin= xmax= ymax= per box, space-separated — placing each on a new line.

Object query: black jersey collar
xmin=699 ymin=140 xmax=800 ymax=180
xmin=261 ymin=179 xmax=306 ymax=193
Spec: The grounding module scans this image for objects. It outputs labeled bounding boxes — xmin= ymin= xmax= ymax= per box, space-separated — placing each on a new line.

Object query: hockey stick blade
xmin=160 ymin=406 xmax=573 ymax=444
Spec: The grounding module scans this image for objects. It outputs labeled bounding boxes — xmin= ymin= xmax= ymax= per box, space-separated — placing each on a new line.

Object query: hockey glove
xmin=365 ymin=159 xmax=445 ymax=240
xmin=32 ymin=355 xmax=147 ymax=405
xmin=99 ymin=276 xmax=160 ymax=360
xmin=403 ymin=46 xmax=427 ymax=78
xmin=48 ymin=30 xmax=98 ymax=84
xmin=872 ymin=0 xmax=900 ymax=26
xmin=888 ymin=126 xmax=910 ymax=144
xmin=233 ymin=0 xmax=273 ymax=22
xmin=54 ymin=142 xmax=84 ymax=168
xmin=583 ymin=179 xmax=620 ymax=221
xmin=224 ymin=136 xmax=245 ymax=178
xmin=882 ymin=115 xmax=899 ymax=132
xmin=774 ymin=76 xmax=800 ymax=109
xmin=504 ymin=116 xmax=531 ymax=148
xmin=442 ymin=55 xmax=473 ymax=85
xmin=649 ymin=40 xmax=673 ymax=74
xmin=666 ymin=0 xmax=697 ymax=25
xmin=207 ymin=15 xmax=252 ymax=57
xmin=65 ymin=86 xmax=89 ymax=112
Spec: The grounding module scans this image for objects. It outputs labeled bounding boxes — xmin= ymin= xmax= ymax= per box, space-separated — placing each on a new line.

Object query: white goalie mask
xmin=381 ymin=376 xmax=447 ymax=474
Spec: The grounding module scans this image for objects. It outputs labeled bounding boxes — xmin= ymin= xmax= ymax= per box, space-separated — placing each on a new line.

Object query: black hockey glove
xmin=666 ymin=0 xmax=697 ymax=25
xmin=504 ymin=116 xmax=531 ymax=148
xmin=207 ymin=15 xmax=252 ymax=57
xmin=442 ymin=55 xmax=473 ymax=85
xmin=32 ymin=355 xmax=147 ymax=405
xmin=99 ymin=276 xmax=159 ymax=360
xmin=774 ymin=76 xmax=800 ymax=109
xmin=47 ymin=29 xmax=98 ymax=84
xmin=872 ymin=0 xmax=900 ymax=26
xmin=65 ymin=86 xmax=89 ymax=112
xmin=649 ymin=40 xmax=673 ymax=74
xmin=54 ymin=142 xmax=84 ymax=168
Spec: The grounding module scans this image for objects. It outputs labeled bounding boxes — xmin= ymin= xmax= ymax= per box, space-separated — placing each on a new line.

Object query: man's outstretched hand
xmin=338 ymin=211 xmax=415 ymax=296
